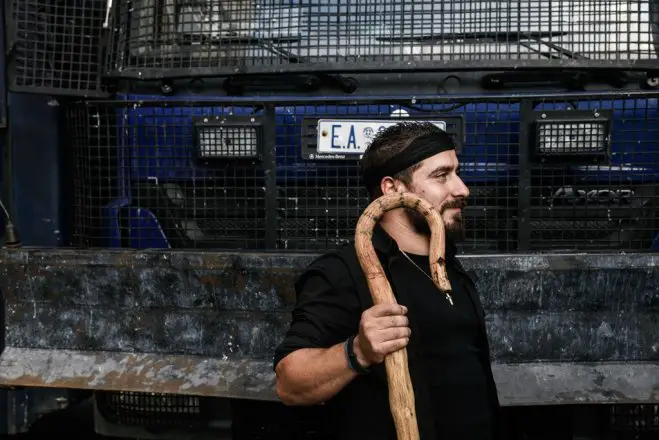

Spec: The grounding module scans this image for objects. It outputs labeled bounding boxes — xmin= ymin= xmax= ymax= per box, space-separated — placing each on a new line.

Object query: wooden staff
xmin=354 ymin=192 xmax=452 ymax=440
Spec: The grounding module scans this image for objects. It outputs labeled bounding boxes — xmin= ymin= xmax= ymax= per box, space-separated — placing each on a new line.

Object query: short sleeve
xmin=272 ymin=257 xmax=362 ymax=369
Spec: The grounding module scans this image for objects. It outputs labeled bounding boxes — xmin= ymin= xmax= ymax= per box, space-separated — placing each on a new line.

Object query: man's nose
xmin=452 ymin=175 xmax=470 ymax=199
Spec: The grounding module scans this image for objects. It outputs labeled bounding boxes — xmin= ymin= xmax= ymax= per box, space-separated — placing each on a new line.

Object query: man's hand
xmin=353 ymin=303 xmax=411 ymax=368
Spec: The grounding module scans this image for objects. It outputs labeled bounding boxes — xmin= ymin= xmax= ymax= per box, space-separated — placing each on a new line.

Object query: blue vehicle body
xmin=101 ymin=92 xmax=659 ymax=252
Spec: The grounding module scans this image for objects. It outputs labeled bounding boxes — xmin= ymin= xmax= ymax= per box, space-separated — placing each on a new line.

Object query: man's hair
xmin=359 ymin=121 xmax=455 ymax=199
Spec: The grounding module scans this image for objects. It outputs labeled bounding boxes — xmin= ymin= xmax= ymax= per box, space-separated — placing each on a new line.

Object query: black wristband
xmin=344 ymin=336 xmax=370 ymax=375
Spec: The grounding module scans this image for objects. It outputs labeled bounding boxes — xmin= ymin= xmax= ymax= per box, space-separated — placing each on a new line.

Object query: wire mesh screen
xmin=96 ymin=391 xmax=207 ymax=428
xmin=105 ymin=0 xmax=659 ymax=78
xmin=8 ymin=0 xmax=109 ymax=96
xmin=609 ymin=404 xmax=659 ymax=439
xmin=67 ymin=93 xmax=659 ymax=253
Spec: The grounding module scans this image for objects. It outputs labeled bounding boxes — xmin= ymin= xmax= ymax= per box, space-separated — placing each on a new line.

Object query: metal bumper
xmin=0 ymin=248 xmax=657 ymax=405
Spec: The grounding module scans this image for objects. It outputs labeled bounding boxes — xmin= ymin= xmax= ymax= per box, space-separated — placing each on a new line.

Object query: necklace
xmin=400 ymin=250 xmax=454 ymax=306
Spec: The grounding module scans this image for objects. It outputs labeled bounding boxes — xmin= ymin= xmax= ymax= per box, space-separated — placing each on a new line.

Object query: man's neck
xmin=379 ymin=214 xmax=430 ymax=256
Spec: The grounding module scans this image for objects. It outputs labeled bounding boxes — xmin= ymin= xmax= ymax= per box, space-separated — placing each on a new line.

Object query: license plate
xmin=316 ymin=119 xmax=447 ymax=156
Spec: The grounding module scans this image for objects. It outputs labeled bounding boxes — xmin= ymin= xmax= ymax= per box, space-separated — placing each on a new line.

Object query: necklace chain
xmin=399 ymin=250 xmax=454 ymax=306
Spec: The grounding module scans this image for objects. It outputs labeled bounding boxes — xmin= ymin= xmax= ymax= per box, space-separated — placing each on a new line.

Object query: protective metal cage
xmin=67 ymin=92 xmax=659 ymax=254
xmin=7 ymin=0 xmax=110 ymax=97
xmin=104 ymin=0 xmax=659 ymax=79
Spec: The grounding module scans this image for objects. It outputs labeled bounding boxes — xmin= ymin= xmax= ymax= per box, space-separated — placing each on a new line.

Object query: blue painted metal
xmin=7 ymin=93 xmax=67 ymax=247
xmin=111 ymin=92 xmax=659 ymax=183
xmin=97 ymin=92 xmax=659 ymax=250
xmin=0 ymin=11 xmax=75 ymax=433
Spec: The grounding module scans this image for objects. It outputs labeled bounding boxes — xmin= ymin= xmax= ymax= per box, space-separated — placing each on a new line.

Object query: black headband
xmin=361 ymin=131 xmax=455 ymax=189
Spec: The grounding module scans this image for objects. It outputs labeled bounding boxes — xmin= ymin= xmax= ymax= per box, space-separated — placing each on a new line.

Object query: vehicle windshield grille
xmin=67 ymin=93 xmax=659 ymax=254
xmin=104 ymin=0 xmax=659 ymax=77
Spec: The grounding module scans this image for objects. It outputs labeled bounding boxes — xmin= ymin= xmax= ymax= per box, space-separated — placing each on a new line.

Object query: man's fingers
xmin=376 ymin=338 xmax=410 ymax=356
xmin=368 ymin=303 xmax=407 ymax=318
xmin=377 ymin=326 xmax=412 ymax=342
xmin=374 ymin=315 xmax=408 ymax=329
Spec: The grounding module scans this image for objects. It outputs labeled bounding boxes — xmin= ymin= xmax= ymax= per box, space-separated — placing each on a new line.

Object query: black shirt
xmin=273 ymin=227 xmax=500 ymax=440
xmin=401 ymin=252 xmax=492 ymax=439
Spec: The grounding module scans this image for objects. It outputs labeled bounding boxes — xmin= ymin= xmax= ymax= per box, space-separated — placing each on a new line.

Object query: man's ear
xmin=380 ymin=177 xmax=409 ymax=195
xmin=380 ymin=176 xmax=397 ymax=195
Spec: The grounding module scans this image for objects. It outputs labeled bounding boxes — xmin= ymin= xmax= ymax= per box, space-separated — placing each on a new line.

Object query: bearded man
xmin=273 ymin=121 xmax=502 ymax=440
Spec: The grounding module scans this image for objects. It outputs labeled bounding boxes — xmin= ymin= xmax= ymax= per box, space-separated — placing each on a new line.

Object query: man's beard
xmin=405 ymin=198 xmax=467 ymax=243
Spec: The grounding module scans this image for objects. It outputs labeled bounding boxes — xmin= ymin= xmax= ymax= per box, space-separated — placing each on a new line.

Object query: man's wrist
xmin=345 ymin=335 xmax=370 ymax=374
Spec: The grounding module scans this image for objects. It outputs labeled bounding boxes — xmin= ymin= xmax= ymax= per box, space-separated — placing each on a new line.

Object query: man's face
xmin=400 ymin=150 xmax=470 ymax=242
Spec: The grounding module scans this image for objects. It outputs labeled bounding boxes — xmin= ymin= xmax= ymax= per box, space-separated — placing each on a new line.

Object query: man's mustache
xmin=440 ymin=198 xmax=467 ymax=213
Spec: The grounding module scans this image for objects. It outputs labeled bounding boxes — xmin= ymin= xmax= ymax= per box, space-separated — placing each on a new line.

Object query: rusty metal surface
xmin=0 ymin=347 xmax=657 ymax=405
xmin=0 ymin=347 xmax=276 ymax=400
xmin=0 ymin=248 xmax=657 ymax=403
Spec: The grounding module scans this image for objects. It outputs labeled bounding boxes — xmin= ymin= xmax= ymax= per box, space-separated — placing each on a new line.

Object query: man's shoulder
xmin=303 ymin=242 xmax=360 ymax=276
xmin=294 ymin=243 xmax=364 ymax=294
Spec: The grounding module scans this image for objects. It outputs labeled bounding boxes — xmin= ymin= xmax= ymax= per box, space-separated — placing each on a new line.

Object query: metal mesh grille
xmin=105 ymin=0 xmax=659 ymax=78
xmin=96 ymin=391 xmax=206 ymax=428
xmin=67 ymin=93 xmax=659 ymax=253
xmin=9 ymin=0 xmax=109 ymax=96
xmin=609 ymin=404 xmax=659 ymax=439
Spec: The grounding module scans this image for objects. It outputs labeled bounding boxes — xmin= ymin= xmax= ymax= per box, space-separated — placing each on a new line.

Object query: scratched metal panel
xmin=0 ymin=348 xmax=656 ymax=405
xmin=0 ymin=249 xmax=657 ymax=404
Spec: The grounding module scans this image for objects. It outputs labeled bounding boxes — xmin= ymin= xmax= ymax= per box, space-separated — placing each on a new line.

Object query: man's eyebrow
xmin=428 ymin=165 xmax=454 ymax=177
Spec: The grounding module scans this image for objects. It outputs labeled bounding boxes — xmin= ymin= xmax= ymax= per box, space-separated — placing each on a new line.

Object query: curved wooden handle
xmin=354 ymin=192 xmax=451 ymax=440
